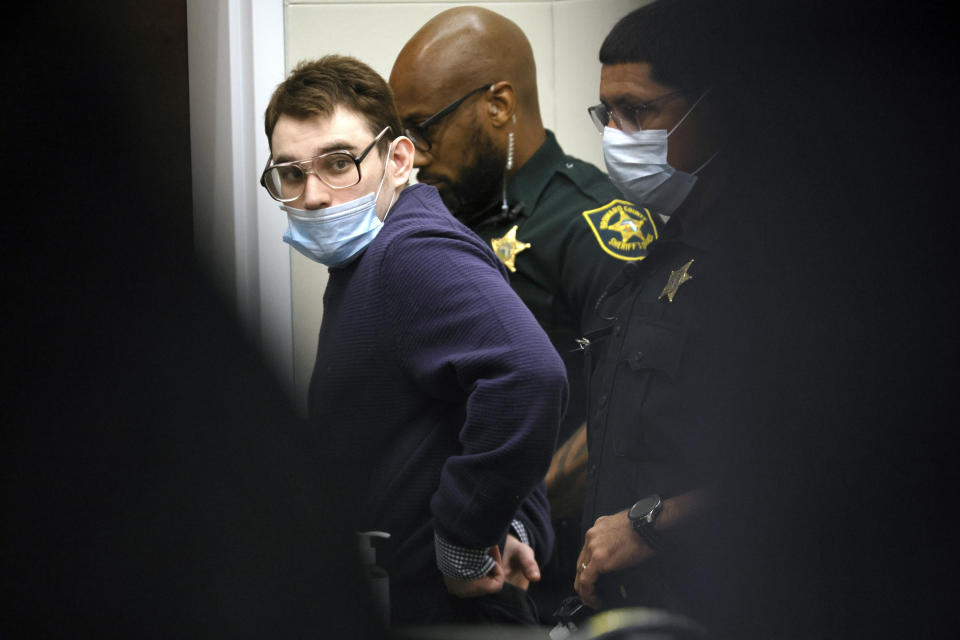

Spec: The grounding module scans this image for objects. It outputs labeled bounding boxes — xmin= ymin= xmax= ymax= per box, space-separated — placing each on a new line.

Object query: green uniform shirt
xmin=472 ymin=131 xmax=657 ymax=441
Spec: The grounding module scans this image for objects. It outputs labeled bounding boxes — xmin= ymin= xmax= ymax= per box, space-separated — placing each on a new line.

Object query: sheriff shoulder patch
xmin=582 ymin=199 xmax=658 ymax=261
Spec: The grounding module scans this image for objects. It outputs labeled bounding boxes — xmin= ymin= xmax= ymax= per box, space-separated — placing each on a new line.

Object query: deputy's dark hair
xmin=599 ymin=0 xmax=726 ymax=97
xmin=264 ymin=55 xmax=401 ymax=153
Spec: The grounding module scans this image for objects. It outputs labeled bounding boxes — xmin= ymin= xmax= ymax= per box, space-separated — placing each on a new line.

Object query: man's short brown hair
xmin=264 ymin=55 xmax=401 ymax=153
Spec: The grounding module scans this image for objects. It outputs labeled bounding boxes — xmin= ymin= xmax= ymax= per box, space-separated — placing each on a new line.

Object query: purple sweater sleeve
xmin=378 ymin=227 xmax=567 ymax=551
xmin=513 ymin=481 xmax=554 ymax=565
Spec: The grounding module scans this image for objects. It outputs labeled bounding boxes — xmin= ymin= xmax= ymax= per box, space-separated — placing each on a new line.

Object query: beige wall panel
xmin=552 ymin=0 xmax=649 ymax=170
xmin=284 ymin=3 xmax=556 ymax=126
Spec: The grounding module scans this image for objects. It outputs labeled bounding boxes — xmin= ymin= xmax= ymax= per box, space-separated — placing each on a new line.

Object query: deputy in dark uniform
xmin=389 ymin=6 xmax=657 ymax=619
xmin=574 ymin=0 xmax=755 ymax=620
xmin=578 ymin=200 xmax=752 ymax=613
xmin=475 ymin=129 xmax=655 ymax=439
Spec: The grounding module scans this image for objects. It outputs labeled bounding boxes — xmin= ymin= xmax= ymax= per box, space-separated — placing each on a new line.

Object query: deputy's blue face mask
xmin=280 ymin=146 xmax=393 ymax=267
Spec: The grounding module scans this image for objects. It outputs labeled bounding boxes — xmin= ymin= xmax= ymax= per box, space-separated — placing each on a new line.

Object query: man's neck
xmin=507 ymin=124 xmax=546 ymax=184
xmin=455 ymin=195 xmax=503 ymax=229
xmin=669 ymin=154 xmax=728 ymax=227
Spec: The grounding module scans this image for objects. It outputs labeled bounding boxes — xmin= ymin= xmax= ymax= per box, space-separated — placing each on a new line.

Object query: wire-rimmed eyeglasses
xmin=403 ymin=84 xmax=493 ymax=152
xmin=259 ymin=126 xmax=391 ymax=203
xmin=587 ymin=90 xmax=684 ymax=133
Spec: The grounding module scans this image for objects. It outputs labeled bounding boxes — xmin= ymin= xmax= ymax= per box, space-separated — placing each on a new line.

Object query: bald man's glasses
xmin=588 ymin=91 xmax=684 ymax=133
xmin=404 ymin=84 xmax=493 ymax=151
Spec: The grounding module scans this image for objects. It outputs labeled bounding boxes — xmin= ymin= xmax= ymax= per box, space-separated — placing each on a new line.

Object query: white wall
xmin=187 ymin=0 xmax=238 ymax=304
xmin=187 ymin=0 xmax=294 ymax=396
xmin=187 ymin=0 xmax=647 ymax=412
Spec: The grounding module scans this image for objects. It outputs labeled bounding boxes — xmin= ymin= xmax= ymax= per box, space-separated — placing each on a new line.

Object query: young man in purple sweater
xmin=259 ymin=55 xmax=567 ymax=626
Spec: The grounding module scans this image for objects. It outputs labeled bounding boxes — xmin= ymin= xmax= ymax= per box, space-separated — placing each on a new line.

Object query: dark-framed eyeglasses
xmin=403 ymin=84 xmax=493 ymax=152
xmin=259 ymin=126 xmax=391 ymax=203
xmin=587 ymin=90 xmax=684 ymax=133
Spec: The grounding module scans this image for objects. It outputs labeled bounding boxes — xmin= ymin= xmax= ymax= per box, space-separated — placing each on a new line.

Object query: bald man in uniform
xmin=390 ymin=6 xmax=658 ymax=620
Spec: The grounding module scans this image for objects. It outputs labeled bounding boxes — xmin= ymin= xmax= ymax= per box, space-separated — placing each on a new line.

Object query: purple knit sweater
xmin=308 ymin=183 xmax=566 ymax=587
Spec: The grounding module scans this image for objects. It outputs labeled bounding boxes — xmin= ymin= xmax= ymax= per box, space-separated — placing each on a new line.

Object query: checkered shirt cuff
xmin=434 ymin=531 xmax=496 ymax=579
xmin=510 ymin=518 xmax=530 ymax=547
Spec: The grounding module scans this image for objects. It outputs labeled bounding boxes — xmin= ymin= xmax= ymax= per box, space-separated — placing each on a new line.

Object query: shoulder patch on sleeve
xmin=582 ymin=199 xmax=658 ymax=261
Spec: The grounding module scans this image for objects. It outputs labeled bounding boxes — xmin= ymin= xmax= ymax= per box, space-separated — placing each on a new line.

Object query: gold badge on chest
xmin=490 ymin=224 xmax=531 ymax=273
xmin=659 ymin=259 xmax=695 ymax=302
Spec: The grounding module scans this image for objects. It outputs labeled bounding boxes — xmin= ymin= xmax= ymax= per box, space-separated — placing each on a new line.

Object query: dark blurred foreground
xmin=1 ymin=2 xmax=381 ymax=638
xmin=2 ymin=1 xmax=958 ymax=638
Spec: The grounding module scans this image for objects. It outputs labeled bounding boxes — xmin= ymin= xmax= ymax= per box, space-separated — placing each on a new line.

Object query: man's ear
xmin=388 ymin=136 xmax=416 ymax=185
xmin=484 ymin=81 xmax=516 ymax=128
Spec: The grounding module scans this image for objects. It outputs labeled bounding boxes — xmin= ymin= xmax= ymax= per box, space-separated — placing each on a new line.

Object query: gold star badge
xmin=490 ymin=224 xmax=531 ymax=273
xmin=659 ymin=259 xmax=694 ymax=302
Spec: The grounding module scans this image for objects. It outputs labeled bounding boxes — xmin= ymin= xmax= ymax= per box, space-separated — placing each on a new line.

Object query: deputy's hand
xmin=503 ymin=533 xmax=540 ymax=590
xmin=443 ymin=545 xmax=506 ymax=598
xmin=574 ymin=509 xmax=654 ymax=608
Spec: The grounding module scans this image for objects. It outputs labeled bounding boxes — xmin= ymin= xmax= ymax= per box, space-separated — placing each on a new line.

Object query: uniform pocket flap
xmin=623 ymin=319 xmax=686 ymax=379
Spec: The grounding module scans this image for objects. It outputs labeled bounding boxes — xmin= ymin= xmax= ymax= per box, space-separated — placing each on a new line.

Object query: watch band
xmin=633 ymin=519 xmax=665 ymax=554
xmin=629 ymin=494 xmax=666 ymax=554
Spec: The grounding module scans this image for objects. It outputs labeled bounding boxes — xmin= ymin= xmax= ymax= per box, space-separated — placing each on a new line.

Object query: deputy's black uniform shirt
xmin=582 ymin=201 xmax=757 ymax=612
xmin=472 ymin=131 xmax=657 ymax=442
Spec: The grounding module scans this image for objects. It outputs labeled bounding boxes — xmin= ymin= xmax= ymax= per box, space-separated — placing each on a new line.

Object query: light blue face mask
xmin=280 ymin=149 xmax=393 ymax=267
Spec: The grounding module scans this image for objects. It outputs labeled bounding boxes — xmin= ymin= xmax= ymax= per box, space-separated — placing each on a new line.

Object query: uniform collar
xmin=505 ymin=129 xmax=566 ymax=218
xmin=654 ymin=186 xmax=747 ymax=256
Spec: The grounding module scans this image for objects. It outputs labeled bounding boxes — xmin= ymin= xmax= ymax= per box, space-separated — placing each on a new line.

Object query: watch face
xmin=629 ymin=495 xmax=662 ymax=521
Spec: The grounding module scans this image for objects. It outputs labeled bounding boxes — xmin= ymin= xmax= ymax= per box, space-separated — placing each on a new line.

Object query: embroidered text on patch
xmin=582 ymin=199 xmax=658 ymax=261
